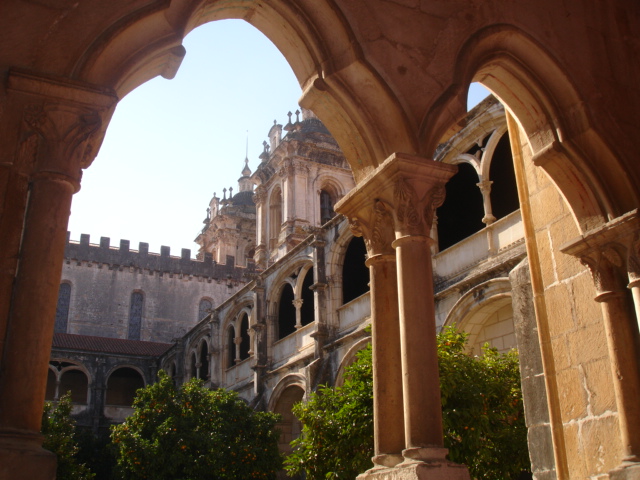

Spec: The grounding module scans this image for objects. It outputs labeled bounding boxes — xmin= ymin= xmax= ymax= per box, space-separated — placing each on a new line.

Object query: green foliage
xmin=438 ymin=327 xmax=529 ymax=479
xmin=111 ymin=371 xmax=282 ymax=480
xmin=285 ymin=344 xmax=373 ymax=480
xmin=285 ymin=326 xmax=530 ymax=480
xmin=41 ymin=393 xmax=95 ymax=480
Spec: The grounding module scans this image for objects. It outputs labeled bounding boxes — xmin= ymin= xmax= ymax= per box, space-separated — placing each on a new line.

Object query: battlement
xmin=64 ymin=233 xmax=255 ymax=281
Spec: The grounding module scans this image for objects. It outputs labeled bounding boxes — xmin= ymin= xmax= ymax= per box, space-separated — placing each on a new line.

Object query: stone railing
xmin=337 ymin=292 xmax=371 ymax=333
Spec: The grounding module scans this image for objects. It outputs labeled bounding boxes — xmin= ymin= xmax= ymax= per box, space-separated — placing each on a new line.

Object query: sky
xmin=68 ymin=19 xmax=489 ymax=256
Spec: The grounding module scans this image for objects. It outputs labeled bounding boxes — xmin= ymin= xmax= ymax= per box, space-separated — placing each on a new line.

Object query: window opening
xmin=239 ymin=314 xmax=250 ymax=360
xmin=342 ymin=237 xmax=370 ymax=304
xmin=54 ymin=283 xmax=71 ymax=333
xmin=278 ymin=284 xmax=296 ymax=339
xmin=300 ymin=269 xmax=315 ymax=326
xmin=128 ymin=292 xmax=143 ymax=341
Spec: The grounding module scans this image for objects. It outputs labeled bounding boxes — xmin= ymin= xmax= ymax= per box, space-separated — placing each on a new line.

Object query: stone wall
xmin=59 ymin=234 xmax=251 ymax=343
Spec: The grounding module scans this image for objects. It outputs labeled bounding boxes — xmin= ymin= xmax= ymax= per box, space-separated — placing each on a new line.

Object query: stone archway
xmin=1 ymin=3 xmax=640 ymax=480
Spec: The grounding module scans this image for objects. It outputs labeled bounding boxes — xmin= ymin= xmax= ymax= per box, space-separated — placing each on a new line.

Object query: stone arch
xmin=268 ymin=374 xmax=306 ymax=456
xmin=443 ymin=278 xmax=514 ymax=355
xmin=335 ymin=337 xmax=371 ymax=387
xmin=105 ymin=366 xmax=145 ymax=407
xmin=423 ymin=24 xmax=635 ymax=232
xmin=71 ymin=3 xmax=414 ymax=176
xmin=46 ymin=360 xmax=91 ymax=404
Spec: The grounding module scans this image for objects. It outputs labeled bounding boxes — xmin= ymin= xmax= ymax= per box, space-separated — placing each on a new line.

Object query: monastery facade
xmin=1 ymin=2 xmax=639 ymax=479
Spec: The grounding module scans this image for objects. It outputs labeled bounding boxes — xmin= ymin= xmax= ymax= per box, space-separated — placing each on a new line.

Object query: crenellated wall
xmin=58 ymin=233 xmax=255 ymax=343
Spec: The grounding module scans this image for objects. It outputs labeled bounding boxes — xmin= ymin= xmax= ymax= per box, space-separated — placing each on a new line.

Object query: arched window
xmin=198 ymin=298 xmax=213 ymax=321
xmin=488 ymin=133 xmax=519 ymax=219
xmin=190 ymin=353 xmax=197 ymax=379
xmin=269 ymin=188 xmax=283 ymax=250
xmin=300 ymin=269 xmax=315 ymax=326
xmin=342 ymin=237 xmax=370 ymax=304
xmin=437 ymin=162 xmax=484 ymax=251
xmin=239 ymin=314 xmax=250 ymax=361
xmin=227 ymin=326 xmax=236 ymax=368
xmin=199 ymin=342 xmax=209 ymax=379
xmin=320 ymin=189 xmax=335 ymax=224
xmin=106 ymin=368 xmax=144 ymax=406
xmin=128 ymin=292 xmax=144 ymax=341
xmin=278 ymin=284 xmax=296 ymax=340
xmin=54 ymin=283 xmax=71 ymax=333
xmin=59 ymin=369 xmax=88 ymax=404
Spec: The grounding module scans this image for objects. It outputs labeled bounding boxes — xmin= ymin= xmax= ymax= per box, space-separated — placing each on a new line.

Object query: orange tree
xmin=111 ymin=371 xmax=281 ymax=480
xmin=285 ymin=326 xmax=529 ymax=480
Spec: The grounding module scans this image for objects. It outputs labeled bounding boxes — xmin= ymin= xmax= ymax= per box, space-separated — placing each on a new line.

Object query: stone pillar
xmin=310 ymin=232 xmax=329 ymax=359
xmin=477 ymin=180 xmax=496 ymax=226
xmin=293 ymin=298 xmax=304 ymax=329
xmin=251 ymin=279 xmax=268 ymax=400
xmin=562 ymin=210 xmax=640 ymax=479
xmin=509 ymin=259 xmax=557 ymax=480
xmin=336 ymin=152 xmax=469 ymax=479
xmin=0 ymin=70 xmax=116 ymax=480
xmin=253 ymin=186 xmax=268 ymax=268
xmin=346 ymin=199 xmax=404 ymax=469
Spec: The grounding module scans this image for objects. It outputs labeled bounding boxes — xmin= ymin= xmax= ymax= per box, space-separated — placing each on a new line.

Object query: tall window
xmin=278 ymin=284 xmax=296 ymax=340
xmin=239 ymin=314 xmax=250 ymax=361
xmin=269 ymin=188 xmax=283 ymax=250
xmin=227 ymin=326 xmax=236 ymax=368
xmin=199 ymin=342 xmax=209 ymax=379
xmin=54 ymin=283 xmax=71 ymax=333
xmin=342 ymin=237 xmax=370 ymax=304
xmin=300 ymin=269 xmax=315 ymax=326
xmin=198 ymin=299 xmax=212 ymax=321
xmin=128 ymin=292 xmax=144 ymax=341
xmin=320 ymin=189 xmax=335 ymax=224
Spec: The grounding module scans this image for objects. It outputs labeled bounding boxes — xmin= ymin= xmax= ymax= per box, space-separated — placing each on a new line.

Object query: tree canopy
xmin=285 ymin=326 xmax=529 ymax=480
xmin=111 ymin=371 xmax=282 ymax=480
xmin=41 ymin=392 xmax=95 ymax=480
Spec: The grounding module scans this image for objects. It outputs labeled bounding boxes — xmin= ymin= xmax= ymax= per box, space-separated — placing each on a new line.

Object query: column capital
xmin=335 ymin=153 xmax=457 ymax=250
xmin=561 ymin=209 xmax=640 ymax=298
xmin=5 ymin=69 xmax=117 ymax=188
xmin=292 ymin=298 xmax=304 ymax=309
xmin=253 ymin=185 xmax=267 ymax=205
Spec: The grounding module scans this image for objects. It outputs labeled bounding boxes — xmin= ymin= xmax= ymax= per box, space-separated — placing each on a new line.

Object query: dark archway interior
xmin=45 ymin=370 xmax=56 ymax=401
xmin=300 ymin=270 xmax=315 ymax=327
xmin=60 ymin=369 xmax=88 ymax=404
xmin=342 ymin=237 xmax=370 ymax=304
xmin=239 ymin=314 xmax=250 ymax=360
xmin=273 ymin=385 xmax=305 ymax=456
xmin=437 ymin=162 xmax=485 ymax=251
xmin=278 ymin=284 xmax=296 ymax=339
xmin=489 ymin=132 xmax=520 ymax=219
xmin=199 ymin=342 xmax=209 ymax=379
xmin=227 ymin=327 xmax=236 ymax=367
xmin=106 ymin=368 xmax=144 ymax=406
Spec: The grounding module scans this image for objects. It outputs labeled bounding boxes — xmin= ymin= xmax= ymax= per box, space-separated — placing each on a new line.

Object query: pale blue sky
xmin=68 ymin=19 xmax=489 ymax=255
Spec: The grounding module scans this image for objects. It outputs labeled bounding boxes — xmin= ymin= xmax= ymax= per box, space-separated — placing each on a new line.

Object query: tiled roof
xmin=52 ymin=333 xmax=173 ymax=357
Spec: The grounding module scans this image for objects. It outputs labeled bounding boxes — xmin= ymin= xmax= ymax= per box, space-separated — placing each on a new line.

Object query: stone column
xmin=336 ymin=152 xmax=469 ymax=479
xmin=310 ymin=232 xmax=329 ymax=359
xmin=477 ymin=180 xmax=496 ymax=226
xmin=562 ymin=210 xmax=640 ymax=480
xmin=293 ymin=298 xmax=304 ymax=329
xmin=337 ymin=198 xmax=404 ymax=470
xmin=0 ymin=70 xmax=116 ymax=480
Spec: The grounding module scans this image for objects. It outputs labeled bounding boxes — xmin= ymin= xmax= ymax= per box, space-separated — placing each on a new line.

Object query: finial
xmin=229 ymin=186 xmax=233 ymax=197
xmin=223 ymin=187 xmax=227 ymax=200
xmin=287 ymin=111 xmax=292 ymax=124
xmin=263 ymin=140 xmax=269 ymax=153
xmin=245 ymin=130 xmax=249 ymax=160
xmin=295 ymin=109 xmax=300 ymax=123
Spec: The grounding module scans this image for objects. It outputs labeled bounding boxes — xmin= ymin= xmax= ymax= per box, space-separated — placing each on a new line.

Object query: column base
xmin=609 ymin=461 xmax=640 ymax=480
xmin=0 ymin=429 xmax=57 ymax=480
xmin=358 ymin=449 xmax=470 ymax=480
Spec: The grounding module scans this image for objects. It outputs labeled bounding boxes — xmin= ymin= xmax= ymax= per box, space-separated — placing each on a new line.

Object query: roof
xmin=52 ymin=333 xmax=173 ymax=357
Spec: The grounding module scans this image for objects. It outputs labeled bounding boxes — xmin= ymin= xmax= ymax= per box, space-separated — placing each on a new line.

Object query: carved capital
xmin=292 ymin=298 xmax=304 ymax=309
xmin=561 ymin=209 xmax=640 ymax=297
xmin=336 ymin=152 xmax=456 ymax=249
xmin=7 ymin=70 xmax=117 ymax=185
